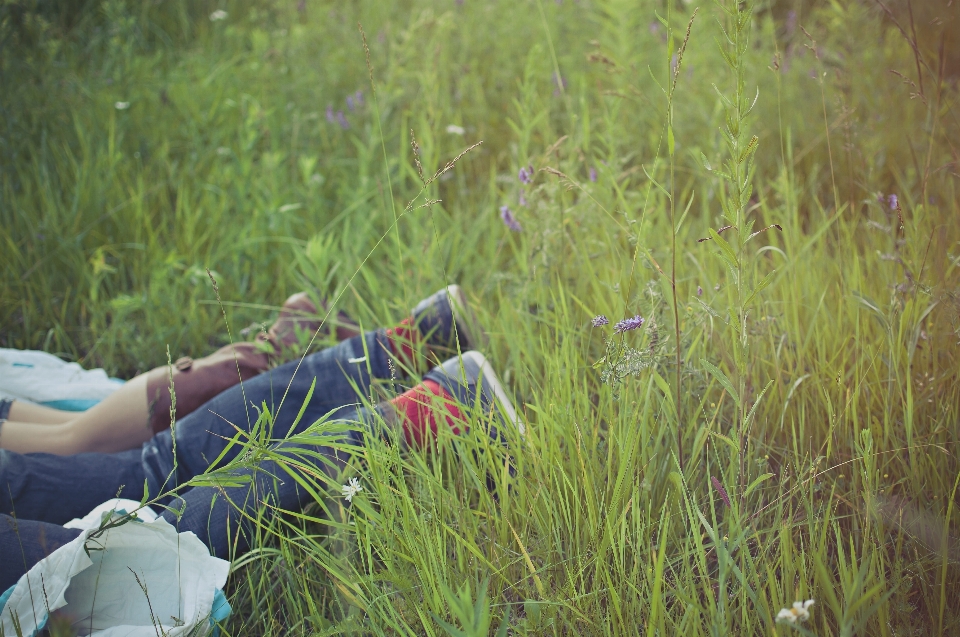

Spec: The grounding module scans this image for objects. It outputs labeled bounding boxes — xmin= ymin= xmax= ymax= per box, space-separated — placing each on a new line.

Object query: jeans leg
xmin=0 ymin=331 xmax=395 ymax=531
xmin=0 ymin=514 xmax=84 ymax=590
xmin=142 ymin=330 xmax=395 ymax=497
xmin=161 ymin=404 xmax=380 ymax=559
xmin=0 ymin=449 xmax=146 ymax=525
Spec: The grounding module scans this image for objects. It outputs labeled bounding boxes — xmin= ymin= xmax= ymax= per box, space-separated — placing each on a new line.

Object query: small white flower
xmin=114 ymin=101 xmax=130 ymax=110
xmin=776 ymin=599 xmax=814 ymax=624
xmin=445 ymin=124 xmax=465 ymax=135
xmin=341 ymin=477 xmax=363 ymax=503
xmin=209 ymin=9 xmax=228 ymax=21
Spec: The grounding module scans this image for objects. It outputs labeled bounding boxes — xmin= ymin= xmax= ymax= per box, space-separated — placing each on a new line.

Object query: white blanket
xmin=0 ymin=499 xmax=230 ymax=637
xmin=0 ymin=348 xmax=124 ymax=411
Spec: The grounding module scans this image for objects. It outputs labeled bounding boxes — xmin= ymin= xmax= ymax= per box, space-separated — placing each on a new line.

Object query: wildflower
xmin=209 ymin=9 xmax=228 ymax=21
xmin=592 ymin=315 xmax=609 ymax=327
xmin=613 ymin=315 xmax=644 ymax=333
xmin=354 ymin=90 xmax=364 ymax=106
xmin=341 ymin=477 xmax=363 ymax=503
xmin=346 ymin=95 xmax=355 ymax=111
xmin=114 ymin=101 xmax=130 ymax=110
xmin=500 ymin=206 xmax=522 ymax=232
xmin=888 ymin=194 xmax=899 ymax=210
xmin=326 ymin=104 xmax=335 ymax=122
xmin=589 ymin=167 xmax=597 ymax=182
xmin=711 ymin=476 xmax=731 ymax=508
xmin=446 ymin=124 xmax=465 ymax=135
xmin=697 ymin=285 xmax=703 ymax=297
xmin=336 ymin=111 xmax=349 ymax=130
xmin=776 ymin=600 xmax=814 ymax=624
xmin=785 ymin=10 xmax=797 ymax=35
xmin=518 ymin=165 xmax=534 ymax=184
xmin=518 ymin=190 xmax=527 ymax=207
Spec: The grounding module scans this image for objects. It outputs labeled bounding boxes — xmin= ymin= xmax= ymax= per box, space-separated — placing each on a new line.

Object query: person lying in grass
xmin=0 ymin=292 xmax=361 ymax=455
xmin=0 ymin=286 xmax=522 ymax=590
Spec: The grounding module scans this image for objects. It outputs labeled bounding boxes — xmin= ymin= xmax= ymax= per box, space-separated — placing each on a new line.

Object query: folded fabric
xmin=0 ymin=499 xmax=231 ymax=637
xmin=0 ymin=348 xmax=124 ymax=411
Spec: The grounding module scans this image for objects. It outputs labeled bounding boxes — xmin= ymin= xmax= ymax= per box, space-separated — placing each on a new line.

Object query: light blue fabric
xmin=39 ymin=378 xmax=125 ymax=412
xmin=0 ymin=582 xmax=44 ymax=636
xmin=40 ymin=398 xmax=104 ymax=412
xmin=209 ymin=589 xmax=232 ymax=636
xmin=0 ymin=584 xmax=14 ymax=614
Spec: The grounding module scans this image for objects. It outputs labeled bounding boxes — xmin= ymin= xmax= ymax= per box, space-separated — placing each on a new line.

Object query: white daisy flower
xmin=341 ymin=477 xmax=363 ymax=503
xmin=209 ymin=10 xmax=228 ymax=21
xmin=114 ymin=101 xmax=130 ymax=110
xmin=776 ymin=599 xmax=814 ymax=624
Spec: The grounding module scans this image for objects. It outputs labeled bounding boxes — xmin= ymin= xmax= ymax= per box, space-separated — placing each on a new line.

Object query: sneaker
xmin=423 ymin=351 xmax=524 ymax=440
xmin=411 ymin=285 xmax=487 ymax=359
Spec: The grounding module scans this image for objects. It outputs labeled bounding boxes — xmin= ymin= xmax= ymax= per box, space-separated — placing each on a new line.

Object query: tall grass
xmin=3 ymin=0 xmax=960 ymax=634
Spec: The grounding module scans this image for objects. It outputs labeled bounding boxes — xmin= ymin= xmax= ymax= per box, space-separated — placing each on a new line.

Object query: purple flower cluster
xmin=326 ymin=104 xmax=349 ymax=129
xmin=518 ymin=165 xmax=534 ymax=184
xmin=613 ymin=315 xmax=644 ymax=333
xmin=589 ymin=167 xmax=597 ymax=182
xmin=592 ymin=315 xmax=609 ymax=327
xmin=500 ymin=205 xmax=522 ymax=232
xmin=888 ymin=194 xmax=898 ymax=210
xmin=346 ymin=90 xmax=364 ymax=111
xmin=326 ymin=91 xmax=364 ymax=130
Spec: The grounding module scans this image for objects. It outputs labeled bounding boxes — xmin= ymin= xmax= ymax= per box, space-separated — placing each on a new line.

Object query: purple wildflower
xmin=326 ymin=104 xmax=335 ymax=123
xmin=519 ymin=190 xmax=527 ymax=207
xmin=346 ymin=95 xmax=355 ymax=111
xmin=589 ymin=167 xmax=597 ymax=182
xmin=592 ymin=315 xmax=609 ymax=327
xmin=500 ymin=205 xmax=522 ymax=232
xmin=888 ymin=194 xmax=899 ymax=210
xmin=785 ymin=10 xmax=797 ymax=35
xmin=336 ymin=111 xmax=349 ymax=129
xmin=711 ymin=476 xmax=731 ymax=508
xmin=355 ymin=90 xmax=364 ymax=106
xmin=613 ymin=315 xmax=644 ymax=333
xmin=518 ymin=165 xmax=534 ymax=184
xmin=697 ymin=285 xmax=703 ymax=297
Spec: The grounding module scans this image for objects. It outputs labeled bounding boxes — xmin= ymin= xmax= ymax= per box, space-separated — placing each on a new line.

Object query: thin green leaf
xmin=701 ymin=358 xmax=740 ymax=407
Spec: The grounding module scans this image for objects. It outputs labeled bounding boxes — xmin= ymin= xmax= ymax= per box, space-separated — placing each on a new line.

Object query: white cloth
xmin=0 ymin=348 xmax=123 ymax=409
xmin=0 ymin=499 xmax=230 ymax=637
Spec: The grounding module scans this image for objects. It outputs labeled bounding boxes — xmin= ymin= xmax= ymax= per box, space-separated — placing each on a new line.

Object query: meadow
xmin=2 ymin=0 xmax=960 ymax=634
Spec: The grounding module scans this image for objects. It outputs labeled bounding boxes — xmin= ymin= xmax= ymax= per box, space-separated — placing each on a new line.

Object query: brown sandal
xmin=144 ymin=293 xmax=359 ymax=433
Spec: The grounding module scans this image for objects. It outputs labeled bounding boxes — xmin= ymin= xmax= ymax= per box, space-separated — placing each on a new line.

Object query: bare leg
xmin=0 ymin=374 xmax=152 ymax=455
xmin=7 ymin=400 xmax=75 ymax=425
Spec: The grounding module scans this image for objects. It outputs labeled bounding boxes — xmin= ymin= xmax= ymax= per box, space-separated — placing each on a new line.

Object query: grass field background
xmin=3 ymin=0 xmax=960 ymax=634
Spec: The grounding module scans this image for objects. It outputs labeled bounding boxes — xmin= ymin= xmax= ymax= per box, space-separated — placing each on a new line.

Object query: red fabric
xmin=391 ymin=379 xmax=468 ymax=447
xmin=386 ymin=317 xmax=422 ymax=371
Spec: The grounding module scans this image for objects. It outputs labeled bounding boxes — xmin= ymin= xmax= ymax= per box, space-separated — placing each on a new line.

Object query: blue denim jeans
xmin=0 ymin=330 xmax=395 ymax=589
